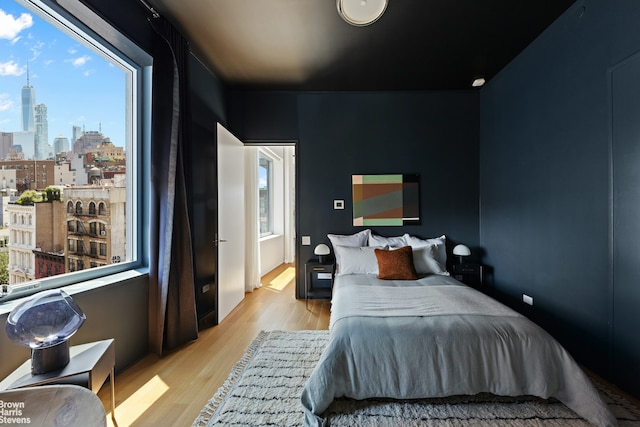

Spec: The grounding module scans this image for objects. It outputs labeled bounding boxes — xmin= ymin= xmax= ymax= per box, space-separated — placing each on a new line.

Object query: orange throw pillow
xmin=374 ymin=246 xmax=418 ymax=280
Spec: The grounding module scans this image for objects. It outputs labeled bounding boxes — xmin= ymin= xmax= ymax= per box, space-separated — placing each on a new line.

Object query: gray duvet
xmin=301 ymin=274 xmax=617 ymax=426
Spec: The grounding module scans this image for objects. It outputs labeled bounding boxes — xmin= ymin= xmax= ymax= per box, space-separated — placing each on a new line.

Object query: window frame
xmin=258 ymin=151 xmax=274 ymax=238
xmin=1 ymin=0 xmax=151 ymax=302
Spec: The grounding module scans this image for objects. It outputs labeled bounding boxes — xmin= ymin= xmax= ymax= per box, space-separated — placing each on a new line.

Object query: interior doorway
xmin=246 ymin=143 xmax=296 ymax=285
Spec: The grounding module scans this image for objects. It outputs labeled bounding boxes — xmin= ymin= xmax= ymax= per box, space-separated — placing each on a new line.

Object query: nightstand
xmin=0 ymin=339 xmax=116 ymax=419
xmin=452 ymin=263 xmax=484 ymax=289
xmin=305 ymin=258 xmax=335 ymax=310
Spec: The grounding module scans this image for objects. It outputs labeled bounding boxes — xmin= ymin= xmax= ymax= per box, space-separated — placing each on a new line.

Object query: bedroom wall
xmin=479 ymin=0 xmax=640 ymax=397
xmin=228 ymin=91 xmax=481 ymax=298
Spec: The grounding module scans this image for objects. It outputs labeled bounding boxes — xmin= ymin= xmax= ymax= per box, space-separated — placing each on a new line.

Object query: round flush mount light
xmin=337 ymin=0 xmax=388 ymax=26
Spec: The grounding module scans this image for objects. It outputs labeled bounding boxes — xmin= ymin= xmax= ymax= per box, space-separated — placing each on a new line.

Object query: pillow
xmin=375 ymin=246 xmax=418 ymax=280
xmin=412 ymin=245 xmax=450 ymax=276
xmin=368 ymin=234 xmax=406 ymax=247
xmin=328 ymin=229 xmax=371 ymax=269
xmin=334 ymin=245 xmax=384 ymax=276
xmin=403 ymin=234 xmax=447 ymax=266
xmin=328 ymin=229 xmax=371 ymax=248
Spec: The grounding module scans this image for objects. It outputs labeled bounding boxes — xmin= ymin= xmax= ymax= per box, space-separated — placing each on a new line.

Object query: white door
xmin=217 ymin=123 xmax=245 ymax=322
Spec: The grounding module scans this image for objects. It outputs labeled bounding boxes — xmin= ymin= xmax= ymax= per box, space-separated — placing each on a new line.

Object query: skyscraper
xmin=35 ymin=103 xmax=49 ymax=159
xmin=21 ymin=66 xmax=35 ymax=132
xmin=53 ymin=135 xmax=70 ymax=155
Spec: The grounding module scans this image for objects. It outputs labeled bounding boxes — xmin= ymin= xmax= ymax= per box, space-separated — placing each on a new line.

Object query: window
xmin=259 ymin=152 xmax=273 ymax=237
xmin=0 ymin=0 xmax=150 ymax=301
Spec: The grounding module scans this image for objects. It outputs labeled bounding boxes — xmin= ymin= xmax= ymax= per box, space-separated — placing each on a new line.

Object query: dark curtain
xmin=148 ymin=17 xmax=198 ymax=355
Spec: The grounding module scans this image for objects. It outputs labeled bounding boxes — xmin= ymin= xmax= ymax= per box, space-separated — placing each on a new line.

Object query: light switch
xmin=302 ymin=236 xmax=311 ymax=246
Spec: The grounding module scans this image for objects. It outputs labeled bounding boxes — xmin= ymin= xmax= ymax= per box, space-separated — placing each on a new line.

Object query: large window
xmin=258 ymin=152 xmax=273 ymax=237
xmin=0 ymin=0 xmax=150 ymax=301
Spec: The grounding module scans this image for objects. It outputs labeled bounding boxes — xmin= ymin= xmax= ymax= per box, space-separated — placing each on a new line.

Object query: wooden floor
xmin=98 ymin=263 xmax=330 ymax=427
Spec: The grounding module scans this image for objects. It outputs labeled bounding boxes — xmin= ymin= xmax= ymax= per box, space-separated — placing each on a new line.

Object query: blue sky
xmin=0 ymin=0 xmax=125 ymax=149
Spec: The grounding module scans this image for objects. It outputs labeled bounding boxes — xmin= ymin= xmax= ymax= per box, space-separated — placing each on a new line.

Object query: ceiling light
xmin=472 ymin=78 xmax=486 ymax=88
xmin=337 ymin=0 xmax=388 ymax=26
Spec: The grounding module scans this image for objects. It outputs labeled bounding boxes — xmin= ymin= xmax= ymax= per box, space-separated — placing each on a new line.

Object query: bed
xmin=300 ymin=231 xmax=616 ymax=427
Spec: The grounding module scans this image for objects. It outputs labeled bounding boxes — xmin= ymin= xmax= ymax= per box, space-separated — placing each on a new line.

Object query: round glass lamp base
xmin=31 ymin=340 xmax=70 ymax=374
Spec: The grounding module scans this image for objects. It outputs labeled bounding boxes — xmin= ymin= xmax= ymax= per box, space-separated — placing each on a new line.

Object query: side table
xmin=305 ymin=259 xmax=335 ymax=310
xmin=452 ymin=263 xmax=484 ymax=289
xmin=0 ymin=339 xmax=116 ymax=420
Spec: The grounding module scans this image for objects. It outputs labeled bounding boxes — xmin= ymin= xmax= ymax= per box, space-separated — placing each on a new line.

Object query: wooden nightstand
xmin=452 ymin=263 xmax=484 ymax=289
xmin=305 ymin=258 xmax=335 ymax=310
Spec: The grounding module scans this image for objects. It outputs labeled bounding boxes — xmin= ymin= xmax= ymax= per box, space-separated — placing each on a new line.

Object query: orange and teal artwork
xmin=352 ymin=174 xmax=420 ymax=226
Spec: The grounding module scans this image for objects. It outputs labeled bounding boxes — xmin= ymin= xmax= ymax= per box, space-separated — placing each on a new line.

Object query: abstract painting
xmin=352 ymin=174 xmax=420 ymax=226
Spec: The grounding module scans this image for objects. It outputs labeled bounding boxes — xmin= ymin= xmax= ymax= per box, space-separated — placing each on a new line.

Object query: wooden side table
xmin=0 ymin=339 xmax=116 ymax=420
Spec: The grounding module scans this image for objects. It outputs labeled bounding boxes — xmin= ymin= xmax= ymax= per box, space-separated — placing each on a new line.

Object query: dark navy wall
xmin=479 ymin=0 xmax=640 ymax=397
xmin=229 ymin=91 xmax=480 ymax=297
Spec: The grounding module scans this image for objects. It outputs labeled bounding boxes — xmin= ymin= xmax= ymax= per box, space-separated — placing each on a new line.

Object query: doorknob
xmin=213 ymin=234 xmax=228 ymax=245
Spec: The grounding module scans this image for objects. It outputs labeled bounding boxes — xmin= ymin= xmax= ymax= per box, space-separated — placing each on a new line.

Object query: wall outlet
xmin=302 ymin=236 xmax=311 ymax=246
xmin=334 ymin=200 xmax=345 ymax=209
xmin=522 ymin=294 xmax=534 ymax=306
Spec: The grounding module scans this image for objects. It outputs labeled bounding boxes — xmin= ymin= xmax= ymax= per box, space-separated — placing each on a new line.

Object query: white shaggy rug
xmin=193 ymin=330 xmax=640 ymax=427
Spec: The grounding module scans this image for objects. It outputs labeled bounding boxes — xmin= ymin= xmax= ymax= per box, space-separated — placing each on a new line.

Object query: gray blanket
xmin=301 ymin=274 xmax=617 ymax=427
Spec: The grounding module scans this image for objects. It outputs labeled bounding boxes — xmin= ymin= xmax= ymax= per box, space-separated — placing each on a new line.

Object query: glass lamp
xmin=314 ymin=243 xmax=331 ymax=264
xmin=453 ymin=244 xmax=471 ymax=264
xmin=5 ymin=289 xmax=86 ymax=374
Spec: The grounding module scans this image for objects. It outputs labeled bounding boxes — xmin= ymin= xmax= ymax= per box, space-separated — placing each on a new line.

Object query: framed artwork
xmin=352 ymin=174 xmax=420 ymax=226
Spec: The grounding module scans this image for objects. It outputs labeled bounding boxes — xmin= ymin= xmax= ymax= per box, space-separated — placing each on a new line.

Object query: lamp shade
xmin=314 ymin=244 xmax=330 ymax=256
xmin=337 ymin=0 xmax=388 ymax=26
xmin=452 ymin=244 xmax=471 ymax=257
xmin=314 ymin=243 xmax=331 ymax=264
xmin=5 ymin=289 xmax=86 ymax=374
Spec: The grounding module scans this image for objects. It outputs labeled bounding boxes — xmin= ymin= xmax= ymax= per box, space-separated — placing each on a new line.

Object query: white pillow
xmin=368 ymin=234 xmax=406 ymax=247
xmin=403 ymin=234 xmax=447 ymax=266
xmin=328 ymin=229 xmax=371 ymax=248
xmin=328 ymin=229 xmax=371 ymax=269
xmin=412 ymin=245 xmax=450 ymax=276
xmin=334 ymin=245 xmax=385 ymax=276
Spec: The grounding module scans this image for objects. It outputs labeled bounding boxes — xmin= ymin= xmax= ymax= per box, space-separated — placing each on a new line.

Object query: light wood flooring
xmin=98 ymin=263 xmax=330 ymax=427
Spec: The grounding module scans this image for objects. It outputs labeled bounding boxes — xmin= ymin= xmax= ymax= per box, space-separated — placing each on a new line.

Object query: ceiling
xmin=145 ymin=0 xmax=577 ymax=91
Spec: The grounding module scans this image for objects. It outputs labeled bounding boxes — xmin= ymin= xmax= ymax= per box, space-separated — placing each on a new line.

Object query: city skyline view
xmin=0 ymin=0 xmax=126 ymax=152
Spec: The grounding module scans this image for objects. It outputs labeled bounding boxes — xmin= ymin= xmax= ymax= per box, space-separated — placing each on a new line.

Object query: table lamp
xmin=314 ymin=243 xmax=331 ymax=264
xmin=5 ymin=289 xmax=86 ymax=374
xmin=453 ymin=244 xmax=471 ymax=264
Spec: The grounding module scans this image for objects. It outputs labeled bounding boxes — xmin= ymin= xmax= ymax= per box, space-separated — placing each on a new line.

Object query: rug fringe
xmin=192 ymin=330 xmax=269 ymax=427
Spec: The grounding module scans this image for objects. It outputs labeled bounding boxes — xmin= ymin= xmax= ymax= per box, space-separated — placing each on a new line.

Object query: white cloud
xmin=0 ymin=9 xmax=33 ymax=41
xmin=70 ymin=55 xmax=91 ymax=67
xmin=0 ymin=93 xmax=13 ymax=111
xmin=0 ymin=60 xmax=24 ymax=76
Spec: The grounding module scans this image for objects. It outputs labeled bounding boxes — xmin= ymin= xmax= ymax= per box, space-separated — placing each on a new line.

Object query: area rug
xmin=193 ymin=330 xmax=640 ymax=427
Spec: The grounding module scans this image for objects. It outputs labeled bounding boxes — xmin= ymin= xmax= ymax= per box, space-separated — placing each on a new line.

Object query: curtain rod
xmin=138 ymin=0 xmax=160 ymax=18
